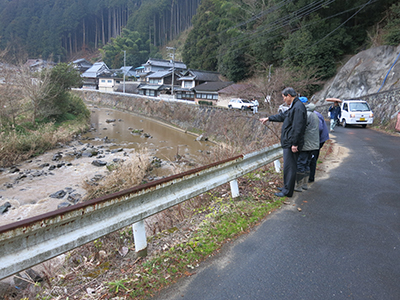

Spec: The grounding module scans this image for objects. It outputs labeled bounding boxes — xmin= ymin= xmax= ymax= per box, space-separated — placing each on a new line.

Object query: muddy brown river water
xmin=0 ymin=105 xmax=212 ymax=226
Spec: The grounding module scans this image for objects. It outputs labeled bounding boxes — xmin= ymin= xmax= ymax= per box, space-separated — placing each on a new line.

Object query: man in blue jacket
xmin=328 ymin=101 xmax=341 ymax=131
xmin=260 ymin=87 xmax=307 ymax=197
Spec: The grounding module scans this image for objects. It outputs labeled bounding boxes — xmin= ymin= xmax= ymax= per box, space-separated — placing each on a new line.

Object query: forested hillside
xmin=1 ymin=0 xmax=400 ymax=86
xmin=0 ymin=0 xmax=200 ymax=64
xmin=183 ymin=0 xmax=400 ymax=83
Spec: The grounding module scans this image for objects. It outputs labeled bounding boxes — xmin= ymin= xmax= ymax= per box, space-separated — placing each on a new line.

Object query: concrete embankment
xmin=73 ymin=90 xmax=280 ymax=150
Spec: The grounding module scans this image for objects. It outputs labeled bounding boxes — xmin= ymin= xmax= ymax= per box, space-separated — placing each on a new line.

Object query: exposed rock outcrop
xmin=316 ymin=45 xmax=400 ymax=101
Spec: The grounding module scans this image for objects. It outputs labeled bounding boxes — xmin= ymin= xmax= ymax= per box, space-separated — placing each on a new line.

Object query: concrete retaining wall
xmin=72 ymin=90 xmax=280 ymax=150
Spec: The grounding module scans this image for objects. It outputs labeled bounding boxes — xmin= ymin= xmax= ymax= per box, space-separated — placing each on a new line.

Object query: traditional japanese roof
xmin=218 ymin=83 xmax=253 ymax=94
xmin=194 ymin=81 xmax=233 ymax=92
xmin=179 ymin=69 xmax=221 ymax=82
xmin=146 ymin=70 xmax=181 ymax=79
xmin=119 ymin=66 xmax=135 ymax=77
xmin=146 ymin=70 xmax=173 ymax=78
xmin=138 ymin=84 xmax=165 ymax=90
xmin=82 ymin=62 xmax=110 ymax=78
xmin=72 ymin=58 xmax=92 ymax=66
xmin=144 ymin=58 xmax=187 ymax=70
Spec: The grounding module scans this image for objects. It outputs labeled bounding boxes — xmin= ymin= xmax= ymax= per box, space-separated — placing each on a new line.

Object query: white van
xmin=340 ymin=99 xmax=374 ymax=128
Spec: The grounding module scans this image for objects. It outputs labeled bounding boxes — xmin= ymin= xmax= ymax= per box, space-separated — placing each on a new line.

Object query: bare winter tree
xmin=0 ymin=64 xmax=24 ymax=129
xmin=243 ymin=66 xmax=324 ymax=115
xmin=16 ymin=64 xmax=59 ymax=125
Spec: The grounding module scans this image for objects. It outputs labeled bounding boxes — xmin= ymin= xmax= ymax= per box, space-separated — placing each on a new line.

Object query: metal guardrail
xmin=0 ymin=144 xmax=283 ymax=280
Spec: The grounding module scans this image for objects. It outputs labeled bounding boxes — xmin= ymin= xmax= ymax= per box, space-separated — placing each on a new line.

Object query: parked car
xmin=278 ymin=104 xmax=289 ymax=114
xmin=340 ymin=99 xmax=374 ymax=128
xmin=228 ymin=98 xmax=254 ymax=110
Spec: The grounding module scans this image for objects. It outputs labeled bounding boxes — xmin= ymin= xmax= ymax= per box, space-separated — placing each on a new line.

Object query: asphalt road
xmin=152 ymin=125 xmax=400 ymax=300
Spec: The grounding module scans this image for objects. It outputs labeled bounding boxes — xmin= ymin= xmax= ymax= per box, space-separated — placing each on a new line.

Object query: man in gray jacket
xmin=260 ymin=87 xmax=307 ymax=197
xmin=295 ymin=98 xmax=320 ymax=191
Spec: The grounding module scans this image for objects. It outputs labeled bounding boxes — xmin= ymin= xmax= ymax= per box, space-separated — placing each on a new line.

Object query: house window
xmin=213 ymin=95 xmax=218 ymax=100
xmin=207 ymin=94 xmax=213 ymax=99
xmin=149 ymin=90 xmax=155 ymax=96
xmin=101 ymin=80 xmax=106 ymax=83
xmin=149 ymin=78 xmax=162 ymax=84
xmin=184 ymin=81 xmax=192 ymax=88
xmin=202 ymin=94 xmax=207 ymax=99
xmin=107 ymin=80 xmax=112 ymax=83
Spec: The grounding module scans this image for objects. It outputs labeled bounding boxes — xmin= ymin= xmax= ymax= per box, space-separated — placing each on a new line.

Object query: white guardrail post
xmin=274 ymin=159 xmax=281 ymax=172
xmin=230 ymin=180 xmax=240 ymax=198
xmin=133 ymin=220 xmax=147 ymax=257
xmin=0 ymin=144 xmax=283 ymax=280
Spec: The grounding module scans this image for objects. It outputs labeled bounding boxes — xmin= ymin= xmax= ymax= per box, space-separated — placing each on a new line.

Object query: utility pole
xmin=166 ymin=47 xmax=176 ymax=97
xmin=268 ymin=64 xmax=273 ymax=82
xmin=123 ymin=50 xmax=126 ymax=93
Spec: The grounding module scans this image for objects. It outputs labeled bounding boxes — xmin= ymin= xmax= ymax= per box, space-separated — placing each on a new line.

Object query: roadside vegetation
xmin=0 ymin=63 xmax=90 ymax=168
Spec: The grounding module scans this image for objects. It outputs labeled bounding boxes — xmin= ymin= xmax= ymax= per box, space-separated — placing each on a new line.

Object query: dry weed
xmin=83 ymin=148 xmax=153 ymax=200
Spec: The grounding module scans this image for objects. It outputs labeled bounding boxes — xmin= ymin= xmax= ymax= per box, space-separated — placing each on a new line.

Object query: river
xmin=0 ymin=106 xmax=212 ymax=226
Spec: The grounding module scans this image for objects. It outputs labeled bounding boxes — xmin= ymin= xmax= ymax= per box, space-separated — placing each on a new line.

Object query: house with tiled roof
xmin=138 ymin=69 xmax=182 ymax=97
xmin=81 ymin=62 xmax=110 ymax=89
xmin=176 ymin=69 xmax=222 ymax=100
xmin=193 ymin=81 xmax=234 ymax=105
xmin=137 ymin=58 xmax=187 ymax=82
xmin=72 ymin=59 xmax=92 ymax=73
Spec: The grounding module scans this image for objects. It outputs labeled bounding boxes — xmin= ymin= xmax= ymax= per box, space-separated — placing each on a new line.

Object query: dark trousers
xmin=297 ymin=151 xmax=312 ymax=174
xmin=309 ymin=142 xmax=325 ymax=181
xmin=282 ymin=148 xmax=299 ymax=197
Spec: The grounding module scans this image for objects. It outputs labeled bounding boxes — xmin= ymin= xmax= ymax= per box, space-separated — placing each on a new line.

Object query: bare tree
xmin=0 ymin=65 xmax=24 ymax=129
xmin=16 ymin=64 xmax=58 ymax=125
xmin=243 ymin=66 xmax=324 ymax=114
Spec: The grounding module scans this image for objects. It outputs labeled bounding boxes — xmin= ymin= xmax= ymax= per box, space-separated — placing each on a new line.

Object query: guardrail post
xmin=133 ymin=220 xmax=147 ymax=257
xmin=274 ymin=159 xmax=281 ymax=173
xmin=230 ymin=179 xmax=240 ymax=198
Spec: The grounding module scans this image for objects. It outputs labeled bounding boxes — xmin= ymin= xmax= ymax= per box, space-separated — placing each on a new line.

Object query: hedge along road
xmin=152 ymin=125 xmax=400 ymax=300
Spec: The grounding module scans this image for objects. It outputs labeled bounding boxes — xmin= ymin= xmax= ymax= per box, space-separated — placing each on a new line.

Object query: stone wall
xmin=354 ymin=88 xmax=400 ymax=124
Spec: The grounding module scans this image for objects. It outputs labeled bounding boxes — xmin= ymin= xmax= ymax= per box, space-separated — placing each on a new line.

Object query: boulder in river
xmin=9 ymin=167 xmax=20 ymax=173
xmin=0 ymin=201 xmax=11 ymax=214
xmin=67 ymin=193 xmax=82 ymax=204
xmin=52 ymin=153 xmax=62 ymax=161
xmin=50 ymin=190 xmax=67 ymax=199
xmin=110 ymin=148 xmax=123 ymax=154
xmin=92 ymin=160 xmax=107 ymax=167
xmin=58 ymin=202 xmax=72 ymax=209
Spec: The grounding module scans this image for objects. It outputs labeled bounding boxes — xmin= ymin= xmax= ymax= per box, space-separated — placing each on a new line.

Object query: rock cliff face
xmin=315 ymin=45 xmax=400 ymax=101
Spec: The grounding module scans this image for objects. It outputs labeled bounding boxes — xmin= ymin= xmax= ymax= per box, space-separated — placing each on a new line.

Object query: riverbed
xmin=0 ymin=106 xmax=212 ymax=226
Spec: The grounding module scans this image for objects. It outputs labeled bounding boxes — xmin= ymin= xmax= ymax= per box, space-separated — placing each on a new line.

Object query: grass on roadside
xmin=107 ymin=184 xmax=286 ymax=299
xmin=27 ymin=165 xmax=284 ymax=300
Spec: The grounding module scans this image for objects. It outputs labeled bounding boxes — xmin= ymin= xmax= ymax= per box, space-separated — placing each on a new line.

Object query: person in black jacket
xmin=259 ymin=87 xmax=307 ymax=197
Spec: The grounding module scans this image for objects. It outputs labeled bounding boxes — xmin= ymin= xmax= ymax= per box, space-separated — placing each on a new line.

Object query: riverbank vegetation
xmin=0 ymin=63 xmax=90 ymax=167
